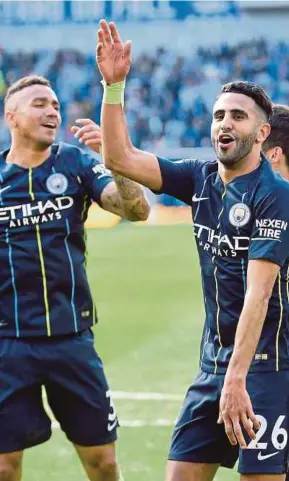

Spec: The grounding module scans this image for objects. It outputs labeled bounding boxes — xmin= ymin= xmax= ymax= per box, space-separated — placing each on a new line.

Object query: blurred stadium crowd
xmin=1 ymin=37 xmax=289 ymax=152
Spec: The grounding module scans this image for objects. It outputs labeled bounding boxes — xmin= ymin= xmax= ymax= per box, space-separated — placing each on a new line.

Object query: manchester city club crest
xmin=229 ymin=203 xmax=251 ymax=228
xmin=46 ymin=173 xmax=68 ymax=195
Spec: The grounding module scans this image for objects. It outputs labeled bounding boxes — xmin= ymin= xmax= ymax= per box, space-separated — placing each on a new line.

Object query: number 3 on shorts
xmin=247 ymin=415 xmax=288 ymax=450
xmin=106 ymin=390 xmax=118 ymax=432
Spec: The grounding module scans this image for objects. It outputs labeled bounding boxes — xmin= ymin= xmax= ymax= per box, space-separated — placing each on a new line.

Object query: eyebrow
xmin=31 ymin=97 xmax=60 ymax=107
xmin=213 ymin=109 xmax=249 ymax=118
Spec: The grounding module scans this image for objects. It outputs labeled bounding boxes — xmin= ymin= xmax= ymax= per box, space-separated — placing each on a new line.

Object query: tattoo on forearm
xmin=112 ymin=173 xmax=143 ymax=200
xmin=112 ymin=172 xmax=150 ymax=220
xmin=102 ymin=190 xmax=124 ymax=216
xmin=126 ymin=199 xmax=147 ymax=218
xmin=100 ymin=174 xmax=150 ymax=221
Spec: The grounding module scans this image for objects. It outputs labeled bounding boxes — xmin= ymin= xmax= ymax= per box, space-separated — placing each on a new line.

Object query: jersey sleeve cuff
xmin=93 ymin=177 xmax=114 ymax=206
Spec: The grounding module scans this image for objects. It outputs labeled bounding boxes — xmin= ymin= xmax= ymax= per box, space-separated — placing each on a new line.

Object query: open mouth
xmin=218 ymin=134 xmax=235 ymax=148
xmin=41 ymin=122 xmax=57 ymax=130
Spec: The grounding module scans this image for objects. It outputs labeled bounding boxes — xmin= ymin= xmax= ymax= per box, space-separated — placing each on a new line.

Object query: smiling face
xmin=5 ymin=84 xmax=62 ymax=150
xmin=211 ymin=92 xmax=269 ymax=167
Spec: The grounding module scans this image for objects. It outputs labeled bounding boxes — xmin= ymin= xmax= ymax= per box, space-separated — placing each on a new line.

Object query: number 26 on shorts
xmin=247 ymin=415 xmax=288 ymax=451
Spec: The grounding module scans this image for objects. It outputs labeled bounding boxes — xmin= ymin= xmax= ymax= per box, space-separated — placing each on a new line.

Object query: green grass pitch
xmin=22 ymin=224 xmax=239 ymax=481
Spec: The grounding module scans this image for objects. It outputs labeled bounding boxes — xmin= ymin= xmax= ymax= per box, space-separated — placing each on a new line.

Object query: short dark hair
xmin=4 ymin=75 xmax=51 ymax=105
xmin=220 ymin=81 xmax=273 ymax=120
xmin=262 ymin=104 xmax=289 ymax=167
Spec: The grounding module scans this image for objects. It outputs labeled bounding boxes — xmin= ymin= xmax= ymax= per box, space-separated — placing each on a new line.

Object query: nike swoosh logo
xmin=192 ymin=194 xmax=209 ymax=202
xmin=257 ymin=451 xmax=279 ymax=461
xmin=0 ymin=185 xmax=11 ymax=195
xmin=107 ymin=418 xmax=118 ymax=432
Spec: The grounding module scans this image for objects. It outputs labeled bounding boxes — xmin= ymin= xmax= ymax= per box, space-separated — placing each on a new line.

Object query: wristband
xmin=101 ymin=79 xmax=125 ymax=107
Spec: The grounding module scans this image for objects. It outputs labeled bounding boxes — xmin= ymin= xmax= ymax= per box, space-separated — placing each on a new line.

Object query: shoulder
xmin=157 ymin=156 xmax=217 ymax=175
xmin=271 ymin=175 xmax=289 ymax=204
xmin=172 ymin=157 xmax=217 ymax=168
xmin=256 ymin=158 xmax=289 ymax=199
xmin=252 ymin=161 xmax=289 ymax=214
xmin=54 ymin=142 xmax=103 ymax=174
xmin=198 ymin=158 xmax=218 ymax=174
xmin=188 ymin=158 xmax=218 ymax=181
xmin=54 ymin=142 xmax=87 ymax=161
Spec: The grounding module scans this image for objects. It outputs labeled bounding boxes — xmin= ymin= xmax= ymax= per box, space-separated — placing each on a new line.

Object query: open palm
xmin=96 ymin=20 xmax=132 ymax=84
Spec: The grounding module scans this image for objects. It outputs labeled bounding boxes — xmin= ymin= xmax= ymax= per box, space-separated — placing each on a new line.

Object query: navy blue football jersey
xmin=0 ymin=142 xmax=113 ymax=337
xmin=156 ymin=154 xmax=289 ymax=374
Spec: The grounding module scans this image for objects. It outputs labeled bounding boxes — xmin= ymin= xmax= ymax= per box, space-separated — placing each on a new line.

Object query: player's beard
xmin=35 ymin=128 xmax=57 ymax=149
xmin=212 ymin=131 xmax=258 ymax=167
xmin=19 ymin=125 xmax=56 ymax=151
xmin=29 ymin=131 xmax=55 ymax=150
xmin=26 ymin=136 xmax=54 ymax=151
xmin=36 ymin=138 xmax=54 ymax=149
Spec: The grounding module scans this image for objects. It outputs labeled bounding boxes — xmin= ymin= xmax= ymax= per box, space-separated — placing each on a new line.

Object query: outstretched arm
xmin=71 ymin=119 xmax=150 ymax=221
xmin=96 ymin=19 xmax=163 ymax=191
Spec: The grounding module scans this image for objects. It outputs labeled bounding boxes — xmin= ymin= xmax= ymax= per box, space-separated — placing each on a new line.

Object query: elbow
xmin=140 ymin=207 xmax=150 ymax=221
xmin=103 ymin=148 xmax=134 ymax=175
xmin=246 ymin=286 xmax=273 ymax=305
xmin=103 ymin=155 xmax=119 ymax=172
xmin=138 ymin=201 xmax=151 ymax=221
xmin=260 ymin=283 xmax=275 ymax=302
xmin=125 ymin=202 xmax=151 ymax=222
xmin=133 ymin=210 xmax=150 ymax=222
xmin=103 ymin=155 xmax=114 ymax=170
xmin=125 ymin=214 xmax=146 ymax=222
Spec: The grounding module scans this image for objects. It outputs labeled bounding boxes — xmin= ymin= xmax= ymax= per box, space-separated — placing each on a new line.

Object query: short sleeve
xmin=153 ymin=157 xmax=199 ymax=205
xmin=249 ymin=185 xmax=289 ymax=266
xmin=79 ymin=151 xmax=114 ymax=204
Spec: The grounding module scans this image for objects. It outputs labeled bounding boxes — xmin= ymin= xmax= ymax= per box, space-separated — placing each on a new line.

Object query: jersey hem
xmin=200 ymin=361 xmax=289 ymax=374
xmin=0 ymin=319 xmax=94 ymax=338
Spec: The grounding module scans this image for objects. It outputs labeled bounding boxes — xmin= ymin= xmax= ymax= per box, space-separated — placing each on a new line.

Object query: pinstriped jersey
xmin=0 ymin=142 xmax=113 ymax=337
xmin=156 ymin=154 xmax=289 ymax=374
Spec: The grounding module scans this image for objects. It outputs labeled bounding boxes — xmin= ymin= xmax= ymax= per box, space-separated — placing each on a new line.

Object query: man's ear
xmin=265 ymin=146 xmax=283 ymax=165
xmin=257 ymin=123 xmax=271 ymax=144
xmin=5 ymin=110 xmax=17 ymax=129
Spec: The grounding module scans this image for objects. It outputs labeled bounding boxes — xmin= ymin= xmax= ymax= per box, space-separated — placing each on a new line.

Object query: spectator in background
xmin=1 ymin=38 xmax=289 ymax=154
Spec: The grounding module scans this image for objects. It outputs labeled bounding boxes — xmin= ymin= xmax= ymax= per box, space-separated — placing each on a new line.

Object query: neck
xmin=277 ymin=163 xmax=289 ymax=183
xmin=6 ymin=140 xmax=52 ymax=168
xmin=218 ymin=150 xmax=261 ymax=184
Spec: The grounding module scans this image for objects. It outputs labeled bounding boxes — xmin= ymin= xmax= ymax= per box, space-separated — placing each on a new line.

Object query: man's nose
xmin=220 ymin=114 xmax=233 ymax=131
xmin=45 ymin=105 xmax=59 ymax=118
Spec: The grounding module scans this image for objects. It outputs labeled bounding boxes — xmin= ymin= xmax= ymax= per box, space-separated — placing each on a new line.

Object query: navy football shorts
xmin=0 ymin=329 xmax=118 ymax=452
xmin=169 ymin=369 xmax=289 ymax=474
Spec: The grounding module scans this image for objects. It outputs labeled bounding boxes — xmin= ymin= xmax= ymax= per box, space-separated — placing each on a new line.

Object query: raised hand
xmin=71 ymin=119 xmax=102 ymax=153
xmin=96 ymin=19 xmax=132 ymax=84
